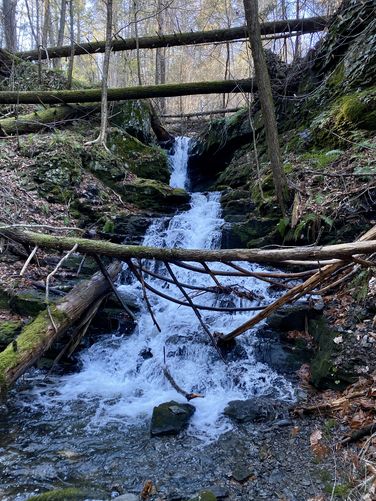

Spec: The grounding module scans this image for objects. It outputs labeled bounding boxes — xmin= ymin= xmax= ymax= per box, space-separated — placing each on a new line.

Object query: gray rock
xmin=266 ymin=301 xmax=324 ymax=332
xmin=231 ymin=465 xmax=253 ymax=483
xmin=150 ymin=400 xmax=195 ymax=437
xmin=115 ymin=494 xmax=139 ymax=501
xmin=224 ymin=398 xmax=277 ymax=423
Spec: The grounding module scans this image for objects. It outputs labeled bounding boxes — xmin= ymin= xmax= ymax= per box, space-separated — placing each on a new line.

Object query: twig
xmin=19 ymin=245 xmax=38 ymax=276
xmin=46 ymin=244 xmax=78 ymax=332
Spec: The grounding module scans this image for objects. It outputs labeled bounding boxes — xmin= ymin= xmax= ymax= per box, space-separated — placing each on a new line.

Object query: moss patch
xmin=27 ymin=488 xmax=98 ymax=500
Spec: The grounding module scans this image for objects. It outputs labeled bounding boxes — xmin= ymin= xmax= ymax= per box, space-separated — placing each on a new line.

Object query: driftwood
xmin=0 ymin=261 xmax=122 ymax=394
xmin=16 ymin=16 xmax=328 ymax=61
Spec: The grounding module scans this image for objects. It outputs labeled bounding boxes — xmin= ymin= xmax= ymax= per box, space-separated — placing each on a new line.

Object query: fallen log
xmin=0 ymin=104 xmax=97 ymax=135
xmin=16 ymin=16 xmax=329 ymax=61
xmin=0 ymin=260 xmax=121 ymax=394
xmin=0 ymin=79 xmax=256 ymax=105
xmin=1 ymin=225 xmax=376 ymax=264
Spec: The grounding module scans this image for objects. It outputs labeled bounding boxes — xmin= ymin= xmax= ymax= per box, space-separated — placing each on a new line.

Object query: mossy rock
xmin=9 ymin=289 xmax=48 ymax=317
xmin=107 ymin=129 xmax=170 ymax=183
xmin=120 ymin=178 xmax=190 ymax=213
xmin=0 ymin=321 xmax=22 ymax=350
xmin=0 ymin=286 xmax=11 ymax=310
xmin=110 ymin=100 xmax=153 ymax=143
xmin=309 ymin=318 xmax=357 ymax=390
xmin=31 ymin=143 xmax=83 ymax=204
xmin=221 ymin=217 xmax=278 ymax=248
xmin=27 ymin=487 xmax=101 ymax=500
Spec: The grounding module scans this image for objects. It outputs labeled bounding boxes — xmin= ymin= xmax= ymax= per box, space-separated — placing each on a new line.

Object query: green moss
xmin=107 ymin=129 xmax=170 ymax=183
xmin=102 ymin=218 xmax=115 ymax=233
xmin=0 ymin=321 xmax=22 ymax=350
xmin=327 ymin=61 xmax=345 ymax=88
xmin=0 ymin=306 xmax=68 ymax=393
xmin=28 ymin=488 xmax=96 ymax=500
xmin=9 ymin=289 xmax=48 ymax=316
xmin=120 ymin=177 xmax=190 ymax=212
xmin=339 ymin=91 xmax=376 ymax=129
xmin=301 ymin=150 xmax=342 ymax=168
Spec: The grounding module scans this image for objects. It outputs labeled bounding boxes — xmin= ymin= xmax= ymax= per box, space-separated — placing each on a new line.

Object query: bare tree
xmin=2 ymin=0 xmax=17 ymax=51
xmin=67 ymin=0 xmax=74 ymax=88
xmin=85 ymin=0 xmax=113 ymax=149
xmin=155 ymin=0 xmax=167 ymax=113
xmin=243 ymin=0 xmax=289 ymax=214
xmin=57 ymin=0 xmax=67 ymax=47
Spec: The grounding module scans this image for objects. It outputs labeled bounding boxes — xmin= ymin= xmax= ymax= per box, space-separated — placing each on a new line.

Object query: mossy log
xmin=0 ymin=261 xmax=121 ymax=394
xmin=0 ymin=79 xmax=256 ymax=105
xmin=16 ymin=17 xmax=328 ymax=61
xmin=0 ymin=104 xmax=97 ymax=135
xmin=1 ymin=225 xmax=376 ymax=264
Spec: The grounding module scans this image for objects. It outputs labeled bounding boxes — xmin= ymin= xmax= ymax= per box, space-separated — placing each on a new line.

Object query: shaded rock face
xmin=150 ymin=401 xmax=195 ymax=437
xmin=266 ymin=301 xmax=324 ymax=332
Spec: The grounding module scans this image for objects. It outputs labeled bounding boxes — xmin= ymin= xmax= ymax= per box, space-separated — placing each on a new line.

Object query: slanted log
xmin=0 ymin=79 xmax=256 ymax=105
xmin=0 ymin=261 xmax=121 ymax=394
xmin=0 ymin=104 xmax=97 ymax=135
xmin=15 ymin=16 xmax=329 ymax=61
xmin=1 ymin=225 xmax=376 ymax=264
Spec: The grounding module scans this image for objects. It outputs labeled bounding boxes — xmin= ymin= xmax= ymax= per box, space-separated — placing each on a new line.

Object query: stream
xmin=0 ymin=137 xmax=302 ymax=500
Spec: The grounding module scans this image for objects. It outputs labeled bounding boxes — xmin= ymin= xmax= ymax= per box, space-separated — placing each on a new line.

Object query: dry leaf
xmin=141 ymin=480 xmax=154 ymax=499
xmin=310 ymin=429 xmax=328 ymax=459
xmin=291 ymin=426 xmax=300 ymax=437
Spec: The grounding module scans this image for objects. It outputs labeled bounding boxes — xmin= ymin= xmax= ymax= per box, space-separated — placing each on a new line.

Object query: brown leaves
xmin=140 ymin=480 xmax=154 ymax=500
xmin=310 ymin=429 xmax=328 ymax=459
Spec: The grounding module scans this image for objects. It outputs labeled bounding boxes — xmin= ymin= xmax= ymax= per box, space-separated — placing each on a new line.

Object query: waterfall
xmin=28 ymin=137 xmax=295 ymax=442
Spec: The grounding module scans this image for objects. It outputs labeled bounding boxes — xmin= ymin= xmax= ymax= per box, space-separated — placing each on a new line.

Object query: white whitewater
xmin=33 ymin=137 xmax=294 ymax=442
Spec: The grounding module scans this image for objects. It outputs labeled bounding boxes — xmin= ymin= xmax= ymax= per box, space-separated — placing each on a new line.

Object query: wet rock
xmin=188 ymin=491 xmax=217 ymax=501
xmin=115 ymin=494 xmax=139 ymax=501
xmin=208 ymin=486 xmax=229 ymax=499
xmin=266 ymin=301 xmax=324 ymax=332
xmin=0 ymin=320 xmax=22 ymax=350
xmin=150 ymin=400 xmax=195 ymax=437
xmin=224 ymin=398 xmax=278 ymax=423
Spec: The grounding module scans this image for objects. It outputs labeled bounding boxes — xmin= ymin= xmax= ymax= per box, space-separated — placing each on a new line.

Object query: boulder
xmin=120 ymin=178 xmax=190 ymax=213
xmin=223 ymin=397 xmax=278 ymax=423
xmin=150 ymin=400 xmax=195 ymax=436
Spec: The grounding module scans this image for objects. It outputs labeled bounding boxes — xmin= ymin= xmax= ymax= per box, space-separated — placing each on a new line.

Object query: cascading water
xmin=21 ymin=136 xmax=294 ymax=442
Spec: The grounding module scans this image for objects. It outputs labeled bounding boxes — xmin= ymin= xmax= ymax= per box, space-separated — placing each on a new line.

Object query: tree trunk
xmin=86 ymin=0 xmax=113 ymax=147
xmin=2 ymin=0 xmax=17 ymax=52
xmin=66 ymin=0 xmax=74 ymax=88
xmin=1 ymin=225 xmax=376 ymax=265
xmin=0 ymin=261 xmax=122 ymax=394
xmin=155 ymin=0 xmax=167 ymax=114
xmin=0 ymin=104 xmax=97 ymax=135
xmin=243 ymin=0 xmax=289 ymax=214
xmin=0 ymin=78 xmax=257 ymax=105
xmin=57 ymin=0 xmax=67 ymax=46
xmin=15 ymin=16 xmax=328 ymax=61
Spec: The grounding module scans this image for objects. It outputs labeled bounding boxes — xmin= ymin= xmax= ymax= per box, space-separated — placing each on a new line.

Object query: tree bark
xmin=15 ymin=16 xmax=328 ymax=61
xmin=243 ymin=0 xmax=289 ymax=214
xmin=1 ymin=225 xmax=376 ymax=265
xmin=2 ymin=0 xmax=17 ymax=52
xmin=0 ymin=78 xmax=257 ymax=104
xmin=66 ymin=0 xmax=74 ymax=88
xmin=0 ymin=261 xmax=122 ymax=394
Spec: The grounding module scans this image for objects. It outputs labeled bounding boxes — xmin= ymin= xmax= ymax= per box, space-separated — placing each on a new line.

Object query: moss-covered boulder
xmin=9 ymin=289 xmax=48 ymax=317
xmin=110 ymin=100 xmax=153 ymax=144
xmin=108 ymin=129 xmax=170 ymax=183
xmin=120 ymin=178 xmax=190 ymax=213
xmin=221 ymin=217 xmax=278 ymax=249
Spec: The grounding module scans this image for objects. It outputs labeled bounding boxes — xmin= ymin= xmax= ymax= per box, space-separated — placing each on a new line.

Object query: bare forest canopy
xmin=15 ymin=16 xmax=328 ymax=61
xmin=0 ymin=0 xmax=341 ymax=114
